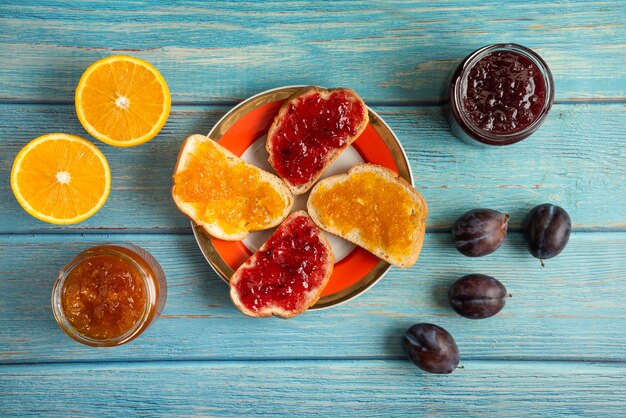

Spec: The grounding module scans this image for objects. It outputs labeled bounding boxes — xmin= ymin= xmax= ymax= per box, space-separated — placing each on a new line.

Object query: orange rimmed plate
xmin=191 ymin=86 xmax=413 ymax=309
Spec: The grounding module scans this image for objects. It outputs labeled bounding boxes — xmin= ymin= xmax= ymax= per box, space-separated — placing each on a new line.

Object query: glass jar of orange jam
xmin=52 ymin=244 xmax=166 ymax=347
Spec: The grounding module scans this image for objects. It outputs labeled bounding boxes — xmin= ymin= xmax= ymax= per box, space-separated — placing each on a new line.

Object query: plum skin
xmin=448 ymin=274 xmax=507 ymax=319
xmin=523 ymin=204 xmax=571 ymax=264
xmin=402 ymin=323 xmax=460 ymax=374
xmin=451 ymin=208 xmax=509 ymax=257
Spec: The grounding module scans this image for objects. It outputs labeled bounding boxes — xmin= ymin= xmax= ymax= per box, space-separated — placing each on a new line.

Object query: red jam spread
xmin=61 ymin=253 xmax=147 ymax=340
xmin=234 ymin=214 xmax=331 ymax=314
xmin=462 ymin=51 xmax=546 ymax=134
xmin=270 ymin=89 xmax=366 ymax=186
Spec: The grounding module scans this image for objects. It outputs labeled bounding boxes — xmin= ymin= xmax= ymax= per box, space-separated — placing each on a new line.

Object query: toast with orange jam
xmin=172 ymin=134 xmax=293 ymax=240
xmin=307 ymin=163 xmax=427 ymax=268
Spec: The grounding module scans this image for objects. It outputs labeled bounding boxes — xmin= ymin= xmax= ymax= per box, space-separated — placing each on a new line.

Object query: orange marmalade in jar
xmin=52 ymin=244 xmax=166 ymax=347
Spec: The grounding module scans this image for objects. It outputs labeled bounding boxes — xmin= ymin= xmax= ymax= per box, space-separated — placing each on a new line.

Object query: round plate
xmin=191 ymin=86 xmax=413 ymax=309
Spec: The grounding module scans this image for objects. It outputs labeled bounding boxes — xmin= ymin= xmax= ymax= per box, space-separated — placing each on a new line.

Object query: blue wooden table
xmin=1 ymin=1 xmax=625 ymax=416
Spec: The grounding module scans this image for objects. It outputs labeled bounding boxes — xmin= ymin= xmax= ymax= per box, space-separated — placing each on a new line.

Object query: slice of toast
xmin=172 ymin=134 xmax=294 ymax=241
xmin=266 ymin=86 xmax=369 ymax=195
xmin=307 ymin=164 xmax=427 ymax=268
xmin=230 ymin=211 xmax=334 ymax=318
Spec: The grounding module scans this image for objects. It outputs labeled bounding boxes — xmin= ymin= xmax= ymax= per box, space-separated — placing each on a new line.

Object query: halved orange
xmin=75 ymin=55 xmax=171 ymax=147
xmin=10 ymin=133 xmax=111 ymax=225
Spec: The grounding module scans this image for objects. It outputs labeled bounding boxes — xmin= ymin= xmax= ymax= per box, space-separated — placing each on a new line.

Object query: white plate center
xmin=240 ymin=135 xmax=363 ymax=262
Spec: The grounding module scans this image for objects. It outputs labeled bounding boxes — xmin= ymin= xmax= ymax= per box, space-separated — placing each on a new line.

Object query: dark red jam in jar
xmin=234 ymin=215 xmax=331 ymax=314
xmin=445 ymin=44 xmax=554 ymax=146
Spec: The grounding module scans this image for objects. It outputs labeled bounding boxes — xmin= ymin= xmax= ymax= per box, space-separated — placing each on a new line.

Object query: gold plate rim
xmin=190 ymin=85 xmax=413 ymax=310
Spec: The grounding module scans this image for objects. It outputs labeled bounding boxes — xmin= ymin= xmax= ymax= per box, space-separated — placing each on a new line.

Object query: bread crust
xmin=172 ymin=134 xmax=294 ymax=240
xmin=229 ymin=211 xmax=335 ymax=318
xmin=307 ymin=163 xmax=427 ymax=268
xmin=266 ymin=86 xmax=369 ymax=195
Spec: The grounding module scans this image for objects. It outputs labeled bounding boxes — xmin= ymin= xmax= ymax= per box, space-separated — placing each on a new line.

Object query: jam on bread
xmin=308 ymin=164 xmax=427 ymax=268
xmin=172 ymin=134 xmax=293 ymax=240
xmin=230 ymin=211 xmax=334 ymax=318
xmin=267 ymin=87 xmax=369 ymax=195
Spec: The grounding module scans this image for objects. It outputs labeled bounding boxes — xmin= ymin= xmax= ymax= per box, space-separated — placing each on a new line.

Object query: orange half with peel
xmin=75 ymin=55 xmax=171 ymax=147
xmin=10 ymin=133 xmax=111 ymax=225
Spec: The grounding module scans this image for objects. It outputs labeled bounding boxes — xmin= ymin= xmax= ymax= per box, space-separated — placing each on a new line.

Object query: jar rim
xmin=51 ymin=244 xmax=157 ymax=347
xmin=451 ymin=43 xmax=555 ymax=145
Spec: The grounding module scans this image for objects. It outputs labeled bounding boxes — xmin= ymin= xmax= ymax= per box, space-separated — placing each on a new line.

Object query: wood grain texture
xmin=2 ymin=232 xmax=625 ymax=363
xmin=1 ymin=1 xmax=626 ymax=413
xmin=1 ymin=360 xmax=625 ymax=416
xmin=0 ymin=103 xmax=624 ymax=233
xmin=1 ymin=1 xmax=625 ymax=103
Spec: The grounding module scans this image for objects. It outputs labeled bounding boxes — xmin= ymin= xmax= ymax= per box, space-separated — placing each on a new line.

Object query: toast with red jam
xmin=229 ymin=211 xmax=334 ymax=318
xmin=266 ymin=86 xmax=369 ymax=195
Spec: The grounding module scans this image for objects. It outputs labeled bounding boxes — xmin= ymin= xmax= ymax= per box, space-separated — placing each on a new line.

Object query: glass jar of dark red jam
xmin=444 ymin=43 xmax=554 ymax=146
xmin=52 ymin=244 xmax=166 ymax=347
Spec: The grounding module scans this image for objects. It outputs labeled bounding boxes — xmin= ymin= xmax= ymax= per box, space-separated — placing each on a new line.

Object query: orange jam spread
xmin=174 ymin=140 xmax=287 ymax=234
xmin=61 ymin=252 xmax=147 ymax=340
xmin=311 ymin=171 xmax=419 ymax=257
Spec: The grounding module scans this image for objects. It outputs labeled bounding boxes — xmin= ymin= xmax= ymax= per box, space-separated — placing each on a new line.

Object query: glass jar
xmin=52 ymin=244 xmax=167 ymax=347
xmin=444 ymin=43 xmax=554 ymax=146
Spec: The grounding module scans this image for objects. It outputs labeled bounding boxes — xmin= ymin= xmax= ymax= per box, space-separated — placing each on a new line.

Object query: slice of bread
xmin=307 ymin=163 xmax=427 ymax=268
xmin=172 ymin=134 xmax=293 ymax=241
xmin=266 ymin=86 xmax=369 ymax=195
xmin=230 ymin=211 xmax=334 ymax=318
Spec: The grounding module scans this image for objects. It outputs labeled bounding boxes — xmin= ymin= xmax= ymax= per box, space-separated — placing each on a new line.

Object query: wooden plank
xmin=0 ymin=103 xmax=624 ymax=232
xmin=1 ymin=232 xmax=625 ymax=363
xmin=1 ymin=1 xmax=625 ymax=102
xmin=1 ymin=360 xmax=625 ymax=416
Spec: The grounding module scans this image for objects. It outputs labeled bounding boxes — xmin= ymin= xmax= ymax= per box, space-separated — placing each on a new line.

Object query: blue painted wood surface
xmin=2 ymin=232 xmax=626 ymax=364
xmin=1 ymin=1 xmax=625 ymax=416
xmin=2 ymin=361 xmax=626 ymax=416
xmin=1 ymin=1 xmax=626 ymax=103
xmin=0 ymin=103 xmax=625 ymax=232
